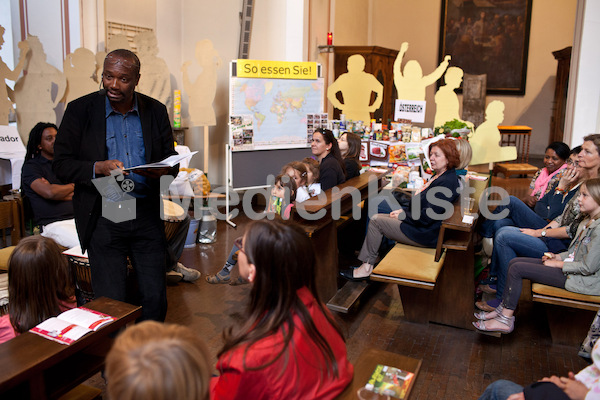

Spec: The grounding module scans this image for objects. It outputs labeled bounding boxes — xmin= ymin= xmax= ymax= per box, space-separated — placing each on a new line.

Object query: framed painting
xmin=438 ymin=0 xmax=533 ymax=95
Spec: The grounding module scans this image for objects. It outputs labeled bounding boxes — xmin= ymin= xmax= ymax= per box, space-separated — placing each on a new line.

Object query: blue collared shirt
xmin=105 ymin=96 xmax=149 ymax=197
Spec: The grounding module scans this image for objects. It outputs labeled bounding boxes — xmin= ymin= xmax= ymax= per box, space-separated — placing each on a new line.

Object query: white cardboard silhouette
xmin=394 ymin=41 xmax=450 ymax=101
xmin=327 ymin=54 xmax=383 ymax=123
xmin=63 ymin=47 xmax=98 ymax=105
xmin=434 ymin=66 xmax=474 ymax=129
xmin=469 ymin=100 xmax=517 ymax=165
xmin=182 ymin=39 xmax=221 ymax=127
xmin=134 ymin=31 xmax=172 ymax=109
xmin=12 ymin=36 xmax=66 ymax=143
xmin=0 ymin=25 xmax=29 ymax=125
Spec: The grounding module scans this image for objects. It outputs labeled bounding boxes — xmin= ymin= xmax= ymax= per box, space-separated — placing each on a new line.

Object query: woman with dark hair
xmin=0 ymin=236 xmax=76 ymax=343
xmin=341 ymin=138 xmax=461 ymax=281
xmin=311 ymin=128 xmax=346 ymax=191
xmin=211 ymin=219 xmax=353 ymax=399
xmin=523 ymin=141 xmax=570 ymax=208
xmin=338 ymin=131 xmax=362 ymax=179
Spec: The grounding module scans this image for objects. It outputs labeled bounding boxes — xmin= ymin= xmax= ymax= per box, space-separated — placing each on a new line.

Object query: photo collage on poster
xmin=230 ymin=115 xmax=254 ymax=150
xmin=306 ymin=113 xmax=329 ymax=144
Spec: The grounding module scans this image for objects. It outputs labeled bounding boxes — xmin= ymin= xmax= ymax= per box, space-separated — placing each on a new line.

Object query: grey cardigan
xmin=559 ymin=217 xmax=600 ymax=295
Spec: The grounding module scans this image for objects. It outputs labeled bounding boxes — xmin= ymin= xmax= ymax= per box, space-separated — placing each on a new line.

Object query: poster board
xmin=229 ymin=60 xmax=323 ymax=152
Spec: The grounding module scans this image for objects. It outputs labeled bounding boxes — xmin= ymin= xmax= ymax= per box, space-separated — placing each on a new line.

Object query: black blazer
xmin=53 ymin=91 xmax=177 ymax=249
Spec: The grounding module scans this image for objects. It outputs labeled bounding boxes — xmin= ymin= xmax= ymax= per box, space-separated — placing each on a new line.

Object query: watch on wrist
xmin=541 ymin=229 xmax=547 ymax=237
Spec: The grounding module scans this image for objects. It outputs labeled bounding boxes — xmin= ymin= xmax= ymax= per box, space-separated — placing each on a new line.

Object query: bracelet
xmin=555 ymin=187 xmax=565 ymax=194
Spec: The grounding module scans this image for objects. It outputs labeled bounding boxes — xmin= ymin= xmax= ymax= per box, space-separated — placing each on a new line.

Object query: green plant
xmin=434 ymin=119 xmax=471 ymax=138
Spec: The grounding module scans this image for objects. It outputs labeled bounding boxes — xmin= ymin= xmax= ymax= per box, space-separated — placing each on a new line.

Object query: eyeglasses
xmin=567 ymin=159 xmax=579 ymax=166
xmin=234 ymin=237 xmax=245 ymax=255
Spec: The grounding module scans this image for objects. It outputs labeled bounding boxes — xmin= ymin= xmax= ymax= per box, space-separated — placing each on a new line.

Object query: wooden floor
xmin=88 ymin=175 xmax=591 ymax=399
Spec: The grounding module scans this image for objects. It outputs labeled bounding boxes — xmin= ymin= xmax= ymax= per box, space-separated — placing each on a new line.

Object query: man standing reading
xmin=54 ymin=49 xmax=177 ymax=321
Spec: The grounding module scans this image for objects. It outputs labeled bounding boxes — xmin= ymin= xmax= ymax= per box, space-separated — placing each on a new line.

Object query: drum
xmin=68 ymin=256 xmax=94 ymax=305
xmin=162 ymin=199 xmax=186 ymax=242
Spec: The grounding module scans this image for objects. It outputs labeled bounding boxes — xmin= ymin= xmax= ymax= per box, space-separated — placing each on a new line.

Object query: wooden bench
xmin=369 ymin=201 xmax=479 ymax=329
xmin=0 ymin=297 xmax=141 ymax=399
xmin=336 ymin=348 xmax=421 ymax=400
xmin=291 ymin=170 xmax=388 ymax=309
xmin=531 ymin=283 xmax=600 ymax=346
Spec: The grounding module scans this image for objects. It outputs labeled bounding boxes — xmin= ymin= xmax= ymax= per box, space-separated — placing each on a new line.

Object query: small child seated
xmin=301 ymin=157 xmax=322 ymax=198
xmin=0 ymin=236 xmax=76 ymax=344
xmin=105 ymin=321 xmax=211 ymax=400
xmin=206 ymin=174 xmax=297 ymax=285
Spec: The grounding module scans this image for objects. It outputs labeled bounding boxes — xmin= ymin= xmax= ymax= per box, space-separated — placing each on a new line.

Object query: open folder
xmin=123 ymin=151 xmax=198 ymax=172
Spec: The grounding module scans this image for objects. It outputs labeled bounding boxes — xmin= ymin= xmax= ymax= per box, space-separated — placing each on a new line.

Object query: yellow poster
xmin=237 ymin=60 xmax=318 ymax=80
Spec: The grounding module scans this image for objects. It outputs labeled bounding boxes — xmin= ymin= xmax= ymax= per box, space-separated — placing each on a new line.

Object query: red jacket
xmin=211 ymin=287 xmax=353 ymax=399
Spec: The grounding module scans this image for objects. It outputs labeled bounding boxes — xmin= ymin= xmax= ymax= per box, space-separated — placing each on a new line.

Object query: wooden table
xmin=291 ymin=170 xmax=388 ymax=306
xmin=337 ymin=348 xmax=421 ymax=399
xmin=0 ymin=297 xmax=142 ymax=399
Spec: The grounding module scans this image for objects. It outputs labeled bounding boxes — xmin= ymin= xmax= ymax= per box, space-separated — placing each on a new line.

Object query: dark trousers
xmin=88 ymin=212 xmax=167 ymax=322
xmin=503 ymin=257 xmax=567 ymax=310
xmin=166 ymin=214 xmax=191 ymax=271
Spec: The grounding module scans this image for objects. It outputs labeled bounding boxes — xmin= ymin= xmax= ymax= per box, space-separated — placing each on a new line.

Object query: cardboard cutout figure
xmin=63 ymin=48 xmax=98 ymax=105
xmin=394 ymin=41 xmax=451 ymax=101
xmin=134 ymin=31 xmax=172 ymax=110
xmin=434 ymin=66 xmax=474 ymax=128
xmin=12 ymin=36 xmax=66 ymax=142
xmin=469 ymin=100 xmax=517 ymax=165
xmin=0 ymin=25 xmax=29 ymax=125
xmin=327 ymin=54 xmax=383 ymax=123
xmin=182 ymin=39 xmax=221 ymax=127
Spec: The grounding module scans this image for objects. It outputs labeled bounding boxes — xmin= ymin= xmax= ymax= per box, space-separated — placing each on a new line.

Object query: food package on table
xmin=185 ymin=168 xmax=211 ymax=196
xmin=391 ymin=166 xmax=411 ymax=188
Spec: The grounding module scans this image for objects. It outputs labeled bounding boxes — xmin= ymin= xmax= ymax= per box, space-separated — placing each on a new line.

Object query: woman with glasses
xmin=210 ymin=219 xmax=353 ymax=399
xmin=477 ymin=135 xmax=600 ymax=312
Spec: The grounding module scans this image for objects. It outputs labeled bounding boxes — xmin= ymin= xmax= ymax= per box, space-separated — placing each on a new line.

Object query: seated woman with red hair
xmin=340 ymin=138 xmax=461 ymax=281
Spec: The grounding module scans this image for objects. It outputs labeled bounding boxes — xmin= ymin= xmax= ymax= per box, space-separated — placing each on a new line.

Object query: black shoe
xmin=339 ymin=268 xmax=369 ymax=282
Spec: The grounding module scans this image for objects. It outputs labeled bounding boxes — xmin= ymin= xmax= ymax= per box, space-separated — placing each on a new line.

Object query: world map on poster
xmin=230 ymin=77 xmax=324 ymax=151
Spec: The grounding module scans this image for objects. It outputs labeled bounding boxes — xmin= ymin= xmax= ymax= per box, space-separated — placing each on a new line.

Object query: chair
xmin=0 ymin=200 xmax=22 ymax=248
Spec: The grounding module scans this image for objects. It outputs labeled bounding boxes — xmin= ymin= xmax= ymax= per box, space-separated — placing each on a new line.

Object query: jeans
xmin=478 ymin=380 xmax=523 ymax=400
xmin=480 ymin=196 xmax=547 ymax=238
xmin=491 ymin=226 xmax=550 ymax=300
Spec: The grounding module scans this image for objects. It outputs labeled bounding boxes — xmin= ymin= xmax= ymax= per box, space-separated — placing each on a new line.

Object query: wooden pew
xmin=531 ymin=283 xmax=600 ymax=346
xmin=370 ymin=202 xmax=479 ymax=330
xmin=291 ymin=170 xmax=388 ymax=308
xmin=0 ymin=297 xmax=142 ymax=399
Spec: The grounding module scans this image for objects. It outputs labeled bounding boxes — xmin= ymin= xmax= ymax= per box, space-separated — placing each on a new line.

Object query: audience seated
xmin=477 ymin=147 xmax=581 ymax=295
xmin=477 ymin=136 xmax=600 ymax=312
xmin=338 ymin=131 xmax=362 ymax=179
xmin=340 ymin=138 xmax=461 ymax=281
xmin=105 ymin=320 xmax=211 ymax=400
xmin=311 ymin=128 xmax=346 ymax=191
xmin=478 ymin=339 xmax=600 ymax=400
xmin=206 ymin=174 xmax=296 ymax=285
xmin=0 ymin=236 xmax=76 ymax=344
xmin=21 ymin=122 xmax=78 ymax=248
xmin=210 ymin=219 xmax=353 ymax=399
xmin=474 ymin=178 xmax=600 ymax=334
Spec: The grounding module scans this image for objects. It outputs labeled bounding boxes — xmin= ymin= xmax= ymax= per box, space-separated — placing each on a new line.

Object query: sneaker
xmin=175 ymin=262 xmax=201 ymax=282
xmin=206 ymin=268 xmax=231 ymax=284
xmin=166 ymin=270 xmax=183 ymax=284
